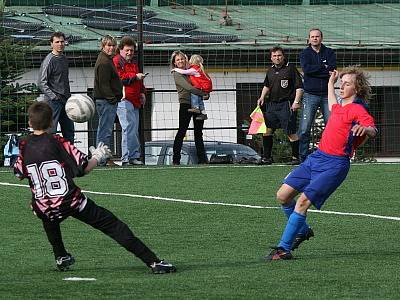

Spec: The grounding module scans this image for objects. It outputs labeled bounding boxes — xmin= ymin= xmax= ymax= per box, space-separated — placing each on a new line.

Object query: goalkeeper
xmin=13 ymin=101 xmax=176 ymax=274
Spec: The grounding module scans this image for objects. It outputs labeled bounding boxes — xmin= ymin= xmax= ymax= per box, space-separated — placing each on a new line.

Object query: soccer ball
xmin=65 ymin=94 xmax=95 ymax=123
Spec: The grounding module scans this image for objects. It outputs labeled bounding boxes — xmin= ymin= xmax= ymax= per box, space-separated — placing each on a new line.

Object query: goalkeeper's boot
xmin=150 ymin=260 xmax=177 ymax=274
xmin=291 ymin=227 xmax=314 ymax=251
xmin=264 ymin=247 xmax=293 ymax=261
xmin=56 ymin=253 xmax=75 ymax=271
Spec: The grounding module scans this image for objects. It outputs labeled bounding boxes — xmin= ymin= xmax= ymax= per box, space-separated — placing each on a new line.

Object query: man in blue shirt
xmin=298 ymin=28 xmax=336 ymax=162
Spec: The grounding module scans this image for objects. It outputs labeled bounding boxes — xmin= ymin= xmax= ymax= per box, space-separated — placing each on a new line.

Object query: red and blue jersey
xmin=318 ymin=100 xmax=376 ymax=157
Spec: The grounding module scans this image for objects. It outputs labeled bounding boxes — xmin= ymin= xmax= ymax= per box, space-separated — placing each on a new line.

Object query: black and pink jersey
xmin=14 ymin=133 xmax=89 ymax=221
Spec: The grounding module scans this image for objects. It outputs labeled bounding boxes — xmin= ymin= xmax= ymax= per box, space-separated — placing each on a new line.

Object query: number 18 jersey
xmin=14 ymin=133 xmax=89 ymax=221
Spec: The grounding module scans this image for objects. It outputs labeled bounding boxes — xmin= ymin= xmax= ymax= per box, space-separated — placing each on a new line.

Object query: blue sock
xmin=278 ymin=211 xmax=306 ymax=251
xmin=281 ymin=200 xmax=295 ymax=218
xmin=282 ymin=200 xmax=311 ymax=236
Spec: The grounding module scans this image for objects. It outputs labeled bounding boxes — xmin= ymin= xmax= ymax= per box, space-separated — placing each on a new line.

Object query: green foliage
xmin=0 ymin=37 xmax=38 ymax=164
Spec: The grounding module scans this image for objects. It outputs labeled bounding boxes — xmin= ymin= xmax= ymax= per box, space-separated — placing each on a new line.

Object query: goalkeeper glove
xmin=89 ymin=142 xmax=112 ymax=165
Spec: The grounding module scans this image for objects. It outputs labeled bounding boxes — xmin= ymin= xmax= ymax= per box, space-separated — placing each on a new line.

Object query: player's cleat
xmin=56 ymin=253 xmax=75 ymax=271
xmin=264 ymin=247 xmax=293 ymax=261
xmin=291 ymin=227 xmax=315 ymax=251
xmin=150 ymin=260 xmax=177 ymax=274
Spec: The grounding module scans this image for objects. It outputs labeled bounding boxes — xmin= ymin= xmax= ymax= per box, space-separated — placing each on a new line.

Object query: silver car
xmin=145 ymin=140 xmax=261 ymax=165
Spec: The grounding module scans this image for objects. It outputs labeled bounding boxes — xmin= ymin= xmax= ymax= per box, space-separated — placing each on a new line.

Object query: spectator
xmin=265 ymin=67 xmax=377 ymax=261
xmin=257 ymin=46 xmax=303 ymax=165
xmin=298 ymin=28 xmax=336 ymax=162
xmin=93 ymin=35 xmax=122 ymax=166
xmin=170 ymin=51 xmax=207 ymax=165
xmin=38 ymin=31 xmax=74 ymax=144
xmin=172 ymin=54 xmax=213 ymax=121
xmin=14 ymin=101 xmax=176 ymax=274
xmin=113 ymin=36 xmax=147 ymax=166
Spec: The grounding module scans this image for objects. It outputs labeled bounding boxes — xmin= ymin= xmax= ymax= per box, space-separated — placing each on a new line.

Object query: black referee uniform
xmin=261 ymin=62 xmax=303 ymax=163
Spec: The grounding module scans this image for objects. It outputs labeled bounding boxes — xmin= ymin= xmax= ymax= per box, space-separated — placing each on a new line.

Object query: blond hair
xmin=189 ymin=54 xmax=205 ymax=72
xmin=100 ymin=35 xmax=116 ymax=49
xmin=340 ymin=66 xmax=372 ymax=102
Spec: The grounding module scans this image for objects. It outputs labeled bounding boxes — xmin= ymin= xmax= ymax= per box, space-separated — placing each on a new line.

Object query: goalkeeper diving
xmin=13 ymin=101 xmax=176 ymax=274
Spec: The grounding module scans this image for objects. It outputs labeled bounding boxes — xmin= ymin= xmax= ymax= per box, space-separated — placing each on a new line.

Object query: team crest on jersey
xmin=281 ymin=80 xmax=288 ymax=88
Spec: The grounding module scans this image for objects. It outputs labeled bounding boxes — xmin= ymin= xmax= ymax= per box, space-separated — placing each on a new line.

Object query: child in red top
xmin=172 ymin=54 xmax=212 ymax=120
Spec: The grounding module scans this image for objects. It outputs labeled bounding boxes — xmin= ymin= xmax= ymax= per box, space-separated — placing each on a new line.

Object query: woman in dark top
xmin=170 ymin=51 xmax=207 ymax=165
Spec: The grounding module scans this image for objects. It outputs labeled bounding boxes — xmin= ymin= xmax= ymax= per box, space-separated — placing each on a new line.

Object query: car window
xmin=145 ymin=146 xmax=163 ymax=165
xmin=165 ymin=147 xmax=190 ymax=165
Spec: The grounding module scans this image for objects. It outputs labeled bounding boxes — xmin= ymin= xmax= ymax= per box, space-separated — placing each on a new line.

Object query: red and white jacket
xmin=188 ymin=65 xmax=213 ymax=93
xmin=113 ymin=54 xmax=145 ymax=108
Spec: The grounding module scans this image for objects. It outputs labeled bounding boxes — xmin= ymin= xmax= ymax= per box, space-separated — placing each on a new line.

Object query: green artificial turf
xmin=0 ymin=164 xmax=399 ymax=299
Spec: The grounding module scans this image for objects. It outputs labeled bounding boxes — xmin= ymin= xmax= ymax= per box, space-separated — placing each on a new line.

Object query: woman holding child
xmin=170 ymin=51 xmax=208 ymax=165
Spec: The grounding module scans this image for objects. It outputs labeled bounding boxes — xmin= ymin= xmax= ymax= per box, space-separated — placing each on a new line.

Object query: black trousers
xmin=173 ymin=103 xmax=207 ymax=164
xmin=41 ymin=198 xmax=159 ymax=266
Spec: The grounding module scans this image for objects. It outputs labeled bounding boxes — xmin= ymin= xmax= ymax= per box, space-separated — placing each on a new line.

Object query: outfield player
xmin=265 ymin=67 xmax=377 ymax=260
xmin=14 ymin=102 xmax=176 ymax=274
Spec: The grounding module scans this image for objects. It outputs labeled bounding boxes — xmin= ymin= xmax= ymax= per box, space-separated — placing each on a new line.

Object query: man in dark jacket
xmin=93 ymin=35 xmax=123 ymax=166
xmin=298 ymin=28 xmax=336 ymax=162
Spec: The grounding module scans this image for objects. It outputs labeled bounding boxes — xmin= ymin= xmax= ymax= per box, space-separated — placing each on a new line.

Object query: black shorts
xmin=263 ymin=101 xmax=297 ymax=135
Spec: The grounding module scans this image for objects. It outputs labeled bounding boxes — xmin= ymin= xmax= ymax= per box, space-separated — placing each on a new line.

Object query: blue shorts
xmin=283 ymin=150 xmax=350 ymax=209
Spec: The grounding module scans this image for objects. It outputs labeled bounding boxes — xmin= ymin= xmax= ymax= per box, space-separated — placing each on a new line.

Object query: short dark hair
xmin=28 ymin=102 xmax=53 ymax=130
xmin=50 ymin=31 xmax=66 ymax=43
xmin=269 ymin=46 xmax=285 ymax=58
xmin=118 ymin=36 xmax=137 ymax=51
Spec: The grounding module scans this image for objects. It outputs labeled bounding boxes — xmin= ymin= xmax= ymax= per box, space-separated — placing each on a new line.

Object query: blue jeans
xmin=191 ymin=94 xmax=205 ymax=111
xmin=298 ymin=92 xmax=330 ymax=161
xmin=117 ymin=100 xmax=140 ymax=162
xmin=46 ymin=99 xmax=74 ymax=144
xmin=95 ymin=99 xmax=117 ymax=148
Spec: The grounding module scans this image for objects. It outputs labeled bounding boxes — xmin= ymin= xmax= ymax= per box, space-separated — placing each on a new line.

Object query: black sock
xmin=262 ymin=135 xmax=273 ymax=159
xmin=290 ymin=140 xmax=299 ymax=159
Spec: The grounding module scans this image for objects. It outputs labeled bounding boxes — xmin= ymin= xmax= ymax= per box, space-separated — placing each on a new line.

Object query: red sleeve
xmin=352 ymin=105 xmax=376 ymax=128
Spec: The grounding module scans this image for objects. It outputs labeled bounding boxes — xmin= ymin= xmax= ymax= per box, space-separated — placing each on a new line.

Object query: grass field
xmin=0 ymin=163 xmax=399 ymax=299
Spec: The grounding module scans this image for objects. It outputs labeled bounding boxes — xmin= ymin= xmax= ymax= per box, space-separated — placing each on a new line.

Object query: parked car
xmin=145 ymin=140 xmax=261 ymax=165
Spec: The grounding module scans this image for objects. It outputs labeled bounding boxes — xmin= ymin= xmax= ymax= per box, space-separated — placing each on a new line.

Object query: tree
xmin=1 ymin=7 xmax=38 ymax=164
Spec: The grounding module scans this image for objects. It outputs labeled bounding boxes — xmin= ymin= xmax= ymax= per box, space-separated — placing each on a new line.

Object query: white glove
xmin=89 ymin=142 xmax=112 ymax=165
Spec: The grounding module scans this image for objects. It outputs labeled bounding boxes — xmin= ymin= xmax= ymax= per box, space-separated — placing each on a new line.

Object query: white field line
xmin=1 ymin=181 xmax=399 ymax=221
xmin=1 ymin=162 xmax=399 ymax=174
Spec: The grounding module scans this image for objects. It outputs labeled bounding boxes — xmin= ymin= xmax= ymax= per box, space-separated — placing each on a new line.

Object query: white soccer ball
xmin=65 ymin=94 xmax=95 ymax=123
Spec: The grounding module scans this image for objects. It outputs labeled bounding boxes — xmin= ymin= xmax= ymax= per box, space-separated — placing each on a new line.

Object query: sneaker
xmin=56 ymin=253 xmax=75 ymax=271
xmin=287 ymin=158 xmax=300 ymax=165
xmin=291 ymin=228 xmax=314 ymax=251
xmin=129 ymin=158 xmax=144 ymax=165
xmin=195 ymin=114 xmax=208 ymax=121
xmin=264 ymin=247 xmax=293 ymax=261
xmin=150 ymin=260 xmax=177 ymax=274
xmin=259 ymin=157 xmax=273 ymax=165
xmin=188 ymin=107 xmax=201 ymax=113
